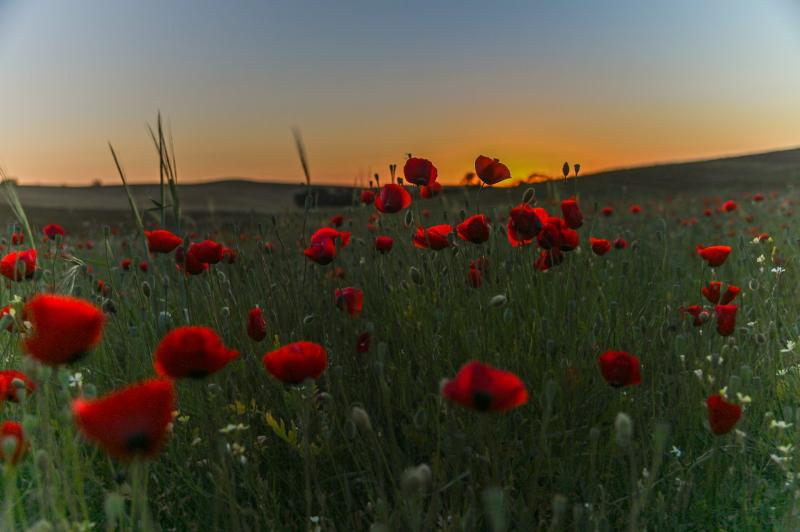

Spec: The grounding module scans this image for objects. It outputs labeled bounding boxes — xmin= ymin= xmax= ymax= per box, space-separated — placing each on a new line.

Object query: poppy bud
xmin=404 ymin=209 xmax=414 ymax=228
xmin=141 ymin=282 xmax=151 ymax=298
xmin=614 ymin=412 xmax=633 ymax=448
xmin=574 ymin=163 xmax=581 ymax=176
xmin=351 ymin=406 xmax=372 ymax=433
xmin=409 ymin=266 xmax=423 ymax=285
xmin=303 ymin=314 xmax=315 ymax=325
xmin=522 ymin=188 xmax=536 ymax=205
xmin=489 ymin=294 xmax=507 ymax=308
xmin=401 ymin=463 xmax=432 ymax=493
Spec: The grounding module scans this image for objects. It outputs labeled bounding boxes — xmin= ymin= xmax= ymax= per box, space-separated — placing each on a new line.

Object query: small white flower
xmin=670 ymin=445 xmax=683 ymax=458
xmin=694 ymin=369 xmax=703 ymax=381
xmin=736 ymin=393 xmax=752 ymax=404
xmin=772 ymin=267 xmax=786 ymax=275
xmin=778 ymin=444 xmax=794 ymax=454
xmin=68 ymin=372 xmax=84 ymax=388
xmin=780 ymin=340 xmax=796 ymax=353
xmin=757 ymin=254 xmax=766 ymax=264
xmin=770 ymin=420 xmax=793 ymax=430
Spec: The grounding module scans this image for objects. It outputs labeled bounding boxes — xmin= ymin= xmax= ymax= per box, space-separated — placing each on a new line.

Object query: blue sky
xmin=0 ymin=0 xmax=798 ymax=184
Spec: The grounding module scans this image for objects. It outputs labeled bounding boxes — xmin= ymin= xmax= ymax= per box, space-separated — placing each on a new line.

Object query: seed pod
xmin=522 ymin=187 xmax=536 ymax=205
xmin=351 ymin=406 xmax=372 ymax=433
xmin=404 ymin=209 xmax=414 ymax=228
xmin=409 ymin=266 xmax=423 ymax=285
xmin=489 ymin=294 xmax=507 ymax=308
xmin=141 ymin=281 xmax=151 ymax=298
xmin=303 ymin=314 xmax=315 ymax=325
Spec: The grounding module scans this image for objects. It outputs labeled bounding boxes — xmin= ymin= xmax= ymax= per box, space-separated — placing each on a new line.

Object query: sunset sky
xmin=0 ymin=0 xmax=799 ymax=186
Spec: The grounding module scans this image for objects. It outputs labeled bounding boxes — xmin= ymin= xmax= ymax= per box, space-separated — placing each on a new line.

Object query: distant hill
xmin=577 ymin=147 xmax=800 ymax=192
xmin=4 ymin=147 xmax=800 ymax=218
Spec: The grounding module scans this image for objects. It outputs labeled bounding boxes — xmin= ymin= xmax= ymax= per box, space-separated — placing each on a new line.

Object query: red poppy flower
xmin=403 ymin=157 xmax=438 ymax=187
xmin=330 ymin=214 xmax=344 ymax=227
xmin=375 ymin=184 xmax=412 ymax=213
xmin=720 ymin=285 xmax=740 ymax=305
xmin=721 ymin=200 xmax=737 ymax=212
xmin=335 ymin=287 xmax=364 ymax=317
xmin=420 ymin=181 xmax=443 ymax=198
xmin=474 ymin=155 xmax=511 ymax=186
xmin=188 ymin=240 xmax=224 ymax=264
xmin=304 ymin=238 xmax=337 ymax=265
xmin=706 ymin=394 xmax=741 ymax=435
xmin=222 ymin=247 xmax=237 ymax=264
xmin=247 ymin=307 xmax=267 ymax=342
xmin=457 ymin=215 xmax=490 ymax=244
xmin=263 ymin=341 xmax=328 ymax=383
xmin=356 ymin=332 xmax=371 ymax=354
xmin=701 ymin=281 xmax=722 ymax=304
xmin=601 ymin=206 xmax=614 ymax=216
xmin=145 ymin=229 xmax=182 ymax=253
xmin=72 ymin=378 xmax=175 ymax=460
xmin=312 ymin=228 xmax=350 ymax=249
xmin=589 ymin=237 xmax=611 ymax=256
xmin=43 ymin=224 xmax=65 ymax=240
xmin=697 ymin=245 xmax=732 ymax=267
xmin=154 ymin=326 xmax=239 ymax=379
xmin=684 ymin=305 xmax=707 ymax=327
xmin=120 ymin=258 xmax=132 ymax=271
xmin=360 ymin=190 xmax=376 ymax=205
xmin=139 ymin=261 xmax=149 ymax=272
xmin=560 ymin=199 xmax=583 ymax=229
xmin=413 ymin=224 xmax=452 ymax=250
xmin=629 ymin=204 xmax=642 ymax=214
xmin=613 ymin=238 xmax=628 ymax=250
xmin=715 ymin=304 xmax=737 ymax=336
xmin=10 ymin=232 xmax=23 ymax=245
xmin=703 ymin=209 xmax=713 ymax=217
xmin=375 ymin=236 xmax=394 ymax=254
xmin=441 ymin=360 xmax=528 ymax=412
xmin=0 ymin=421 xmax=27 ymax=465
xmin=534 ymin=249 xmax=564 ymax=271
xmin=507 ymin=204 xmax=547 ymax=247
xmin=753 ymin=193 xmax=764 ymax=202
xmin=0 ymin=370 xmax=35 ymax=403
xmin=23 ymin=294 xmax=105 ymax=365
xmin=597 ymin=351 xmax=641 ymax=387
xmin=0 ymin=249 xmax=37 ymax=281
xmin=467 ymin=266 xmax=483 ymax=288
xmin=176 ymin=246 xmax=209 ymax=275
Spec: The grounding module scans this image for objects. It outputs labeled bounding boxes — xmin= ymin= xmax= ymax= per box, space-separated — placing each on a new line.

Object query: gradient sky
xmin=0 ymin=0 xmax=799 ymax=185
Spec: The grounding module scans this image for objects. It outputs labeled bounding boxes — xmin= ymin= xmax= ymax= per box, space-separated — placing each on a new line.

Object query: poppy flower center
xmin=126 ymin=432 xmax=152 ymax=454
xmin=472 ymin=391 xmax=493 ymax=411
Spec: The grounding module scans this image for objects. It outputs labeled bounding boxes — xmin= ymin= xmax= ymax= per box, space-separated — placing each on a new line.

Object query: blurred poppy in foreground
xmin=72 ymin=379 xmax=175 ymax=460
xmin=697 ymin=245 xmax=731 ymax=267
xmin=154 ymin=326 xmax=239 ymax=379
xmin=403 ymin=157 xmax=438 ymax=187
xmin=23 ymin=294 xmax=105 ymax=365
xmin=598 ymin=351 xmax=641 ymax=387
xmin=247 ymin=307 xmax=267 ymax=342
xmin=0 ymin=249 xmax=37 ymax=281
xmin=474 ymin=155 xmax=511 ymax=186
xmin=0 ymin=370 xmax=35 ymax=403
xmin=706 ymin=394 xmax=741 ymax=435
xmin=441 ymin=360 xmax=528 ymax=412
xmin=0 ymin=421 xmax=27 ymax=465
xmin=335 ymin=287 xmax=364 ymax=317
xmin=263 ymin=341 xmax=328 ymax=384
xmin=145 ymin=229 xmax=182 ymax=253
xmin=413 ymin=224 xmax=452 ymax=250
xmin=375 ymin=184 xmax=412 ymax=213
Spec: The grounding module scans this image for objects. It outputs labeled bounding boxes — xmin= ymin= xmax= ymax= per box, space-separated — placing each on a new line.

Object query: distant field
xmin=4 ymin=148 xmax=798 ymax=225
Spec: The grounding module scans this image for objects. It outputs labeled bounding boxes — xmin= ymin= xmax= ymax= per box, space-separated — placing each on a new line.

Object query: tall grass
xmin=0 ymin=154 xmax=798 ymax=530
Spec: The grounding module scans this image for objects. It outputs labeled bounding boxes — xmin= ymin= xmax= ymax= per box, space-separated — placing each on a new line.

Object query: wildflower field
xmin=0 ymin=147 xmax=799 ymax=531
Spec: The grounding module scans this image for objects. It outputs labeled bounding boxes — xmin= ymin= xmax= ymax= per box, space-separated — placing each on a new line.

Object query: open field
xmin=0 ymin=149 xmax=798 ymax=531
